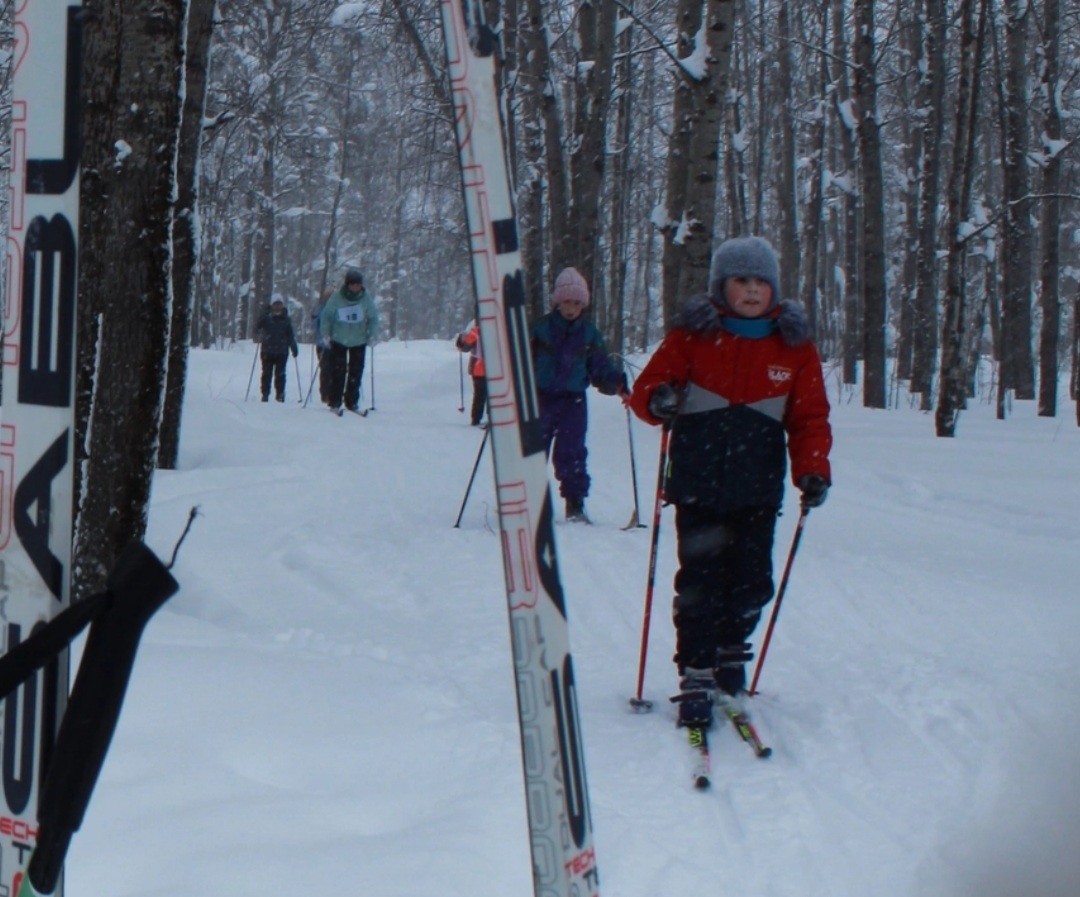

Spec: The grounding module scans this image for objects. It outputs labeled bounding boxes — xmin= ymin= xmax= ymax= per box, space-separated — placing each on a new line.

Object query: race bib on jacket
xmin=338 ymin=304 xmax=365 ymax=324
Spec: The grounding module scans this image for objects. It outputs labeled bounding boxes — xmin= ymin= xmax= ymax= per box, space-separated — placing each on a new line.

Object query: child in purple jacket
xmin=530 ymin=267 xmax=629 ymax=522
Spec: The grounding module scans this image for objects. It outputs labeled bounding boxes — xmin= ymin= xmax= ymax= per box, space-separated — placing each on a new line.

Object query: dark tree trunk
xmin=1037 ymin=0 xmax=1061 ymax=417
xmin=911 ymin=0 xmax=946 ymax=410
xmin=997 ymin=0 xmax=1035 ymax=406
xmin=159 ymin=0 xmax=217 ymax=471
xmin=73 ymin=0 xmax=185 ymax=598
xmin=936 ymin=0 xmax=988 ymax=437
xmin=895 ymin=0 xmax=924 ymax=384
xmin=853 ymin=0 xmax=888 ymax=409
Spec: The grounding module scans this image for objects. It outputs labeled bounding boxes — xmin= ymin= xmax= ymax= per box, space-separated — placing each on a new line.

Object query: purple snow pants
xmin=539 ymin=391 xmax=589 ymax=501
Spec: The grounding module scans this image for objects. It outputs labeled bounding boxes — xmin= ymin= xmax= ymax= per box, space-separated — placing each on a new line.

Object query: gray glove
xmin=648 ymin=383 xmax=681 ymax=421
xmin=798 ymin=474 xmax=829 ymax=509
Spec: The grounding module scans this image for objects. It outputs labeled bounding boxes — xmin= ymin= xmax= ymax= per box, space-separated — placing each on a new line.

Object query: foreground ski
xmin=717 ymin=698 xmax=773 ymax=759
xmin=0 ymin=4 xmax=82 ymax=896
xmin=687 ymin=727 xmax=711 ymax=789
xmin=438 ymin=3 xmax=599 ymax=896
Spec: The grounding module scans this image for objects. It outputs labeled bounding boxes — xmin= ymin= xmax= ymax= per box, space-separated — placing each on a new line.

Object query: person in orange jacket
xmin=629 ymin=236 xmax=831 ymax=728
xmin=456 ymin=321 xmax=487 ymax=427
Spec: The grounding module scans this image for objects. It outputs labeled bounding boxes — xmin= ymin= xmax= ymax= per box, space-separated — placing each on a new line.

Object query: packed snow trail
xmin=59 ymin=341 xmax=1080 ymax=897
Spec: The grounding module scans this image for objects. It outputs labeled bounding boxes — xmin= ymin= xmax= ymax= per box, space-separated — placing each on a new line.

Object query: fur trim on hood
xmin=675 ymin=295 xmax=813 ymax=347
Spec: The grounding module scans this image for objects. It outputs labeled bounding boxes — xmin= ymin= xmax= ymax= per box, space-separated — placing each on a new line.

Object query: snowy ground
xmin=65 ymin=339 xmax=1080 ymax=897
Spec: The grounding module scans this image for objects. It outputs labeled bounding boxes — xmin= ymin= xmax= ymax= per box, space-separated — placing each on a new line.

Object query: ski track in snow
xmin=63 ymin=340 xmax=1080 ymax=897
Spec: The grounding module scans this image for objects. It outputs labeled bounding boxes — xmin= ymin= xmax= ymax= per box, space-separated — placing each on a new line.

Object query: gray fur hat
xmin=708 ymin=236 xmax=781 ymax=309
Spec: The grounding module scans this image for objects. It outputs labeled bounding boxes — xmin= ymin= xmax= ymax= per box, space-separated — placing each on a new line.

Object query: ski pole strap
xmin=27 ymin=541 xmax=179 ymax=896
xmin=0 ymin=590 xmax=109 ymax=699
xmin=715 ymin=643 xmax=754 ymax=665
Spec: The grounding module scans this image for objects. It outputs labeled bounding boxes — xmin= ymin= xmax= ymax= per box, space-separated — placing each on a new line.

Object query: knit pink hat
xmin=551 ymin=267 xmax=590 ymax=307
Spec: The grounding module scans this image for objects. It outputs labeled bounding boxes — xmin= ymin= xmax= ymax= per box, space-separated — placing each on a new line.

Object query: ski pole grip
xmin=27 ymin=541 xmax=179 ymax=895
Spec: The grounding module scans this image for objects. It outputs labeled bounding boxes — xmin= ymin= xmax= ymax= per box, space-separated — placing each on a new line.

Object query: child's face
xmin=555 ymin=299 xmax=586 ymax=321
xmin=725 ymin=276 xmax=773 ymax=318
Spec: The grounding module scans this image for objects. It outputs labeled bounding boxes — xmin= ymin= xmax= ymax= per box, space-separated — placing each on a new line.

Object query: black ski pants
xmin=671 ymin=503 xmax=778 ymax=679
xmin=260 ymin=351 xmax=287 ymax=401
xmin=327 ymin=342 xmax=367 ymax=410
xmin=470 ymin=375 xmax=488 ymax=426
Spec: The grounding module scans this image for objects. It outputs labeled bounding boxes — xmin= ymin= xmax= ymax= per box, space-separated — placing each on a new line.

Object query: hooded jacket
xmin=629 ymin=296 xmax=831 ymax=511
xmin=320 ymin=286 xmax=379 ymax=348
xmin=255 ymin=305 xmax=298 ymax=357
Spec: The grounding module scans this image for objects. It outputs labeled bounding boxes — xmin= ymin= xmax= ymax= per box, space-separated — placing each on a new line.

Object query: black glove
xmin=798 ymin=473 xmax=829 ymax=509
xmin=291 ymin=346 xmax=299 ymax=358
xmin=648 ymin=383 xmax=681 ymax=421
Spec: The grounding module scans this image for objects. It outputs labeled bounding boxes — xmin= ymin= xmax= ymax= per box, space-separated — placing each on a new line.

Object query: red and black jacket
xmin=629 ymin=297 xmax=832 ymax=512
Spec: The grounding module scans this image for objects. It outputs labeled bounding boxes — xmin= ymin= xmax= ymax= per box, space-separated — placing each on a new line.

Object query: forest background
xmin=0 ymin=0 xmax=1078 ymax=592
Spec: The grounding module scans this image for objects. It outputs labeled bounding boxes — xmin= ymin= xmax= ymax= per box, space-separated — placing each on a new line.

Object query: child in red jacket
xmin=629 ymin=236 xmax=831 ymax=728
xmin=455 ymin=321 xmax=487 ymax=427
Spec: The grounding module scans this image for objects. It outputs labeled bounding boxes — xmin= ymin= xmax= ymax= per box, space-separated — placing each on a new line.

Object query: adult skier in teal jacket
xmin=320 ymin=268 xmax=380 ymax=413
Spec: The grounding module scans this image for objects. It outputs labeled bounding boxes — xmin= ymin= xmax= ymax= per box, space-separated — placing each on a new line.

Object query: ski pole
xmin=453 ymin=425 xmax=490 ymax=528
xmin=748 ymin=505 xmax=810 ymax=697
xmin=622 ymin=406 xmax=647 ymax=530
xmin=630 ymin=423 xmax=671 ymax=710
xmin=293 ymin=354 xmax=303 ymax=402
xmin=368 ymin=344 xmax=376 ymax=412
xmin=244 ymin=346 xmax=259 ymax=401
xmin=303 ymin=354 xmax=322 ymax=407
xmin=458 ymin=351 xmax=465 ymax=413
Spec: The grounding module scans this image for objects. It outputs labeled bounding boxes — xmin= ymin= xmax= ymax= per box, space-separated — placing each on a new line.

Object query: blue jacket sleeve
xmin=585 ymin=326 xmax=624 ymax=394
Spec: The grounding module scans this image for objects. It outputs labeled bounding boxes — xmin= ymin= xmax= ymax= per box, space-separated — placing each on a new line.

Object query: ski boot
xmin=565 ymin=498 xmax=590 ymax=523
xmin=671 ymin=668 xmax=716 ymax=729
xmin=710 ymin=643 xmax=752 ymax=713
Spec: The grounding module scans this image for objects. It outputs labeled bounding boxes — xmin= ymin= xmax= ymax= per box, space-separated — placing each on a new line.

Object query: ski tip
xmin=628 ymin=697 xmax=654 ymax=713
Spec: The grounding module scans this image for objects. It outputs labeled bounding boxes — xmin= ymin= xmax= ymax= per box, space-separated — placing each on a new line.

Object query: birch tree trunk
xmin=520 ymin=0 xmax=573 ymax=306
xmin=606 ymin=8 xmax=636 ymax=358
xmin=800 ymin=6 xmax=829 ymax=339
xmin=568 ymin=0 xmax=617 ymax=295
xmin=723 ymin=43 xmax=748 ymax=238
xmin=660 ymin=0 xmax=738 ymax=327
xmin=775 ymin=0 xmax=800 ymax=301
xmin=831 ymin=0 xmax=860 ymax=385
xmin=73 ymin=0 xmax=185 ymax=597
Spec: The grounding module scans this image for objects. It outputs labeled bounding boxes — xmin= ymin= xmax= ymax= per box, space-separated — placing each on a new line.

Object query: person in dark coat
xmin=254 ymin=294 xmax=299 ymax=402
xmin=530 ymin=267 xmax=629 ymax=522
xmin=629 ymin=236 xmax=832 ymax=728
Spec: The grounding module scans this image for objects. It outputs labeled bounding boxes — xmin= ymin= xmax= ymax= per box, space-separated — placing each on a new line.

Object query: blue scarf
xmin=721 ymin=316 xmax=777 ymax=339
